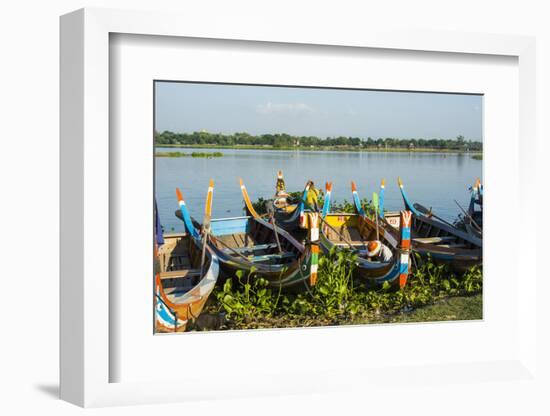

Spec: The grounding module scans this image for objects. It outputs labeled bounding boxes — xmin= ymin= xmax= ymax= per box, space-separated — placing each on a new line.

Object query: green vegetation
xmin=190 ymin=191 xmax=483 ymax=331
xmin=202 ymin=250 xmax=483 ymax=330
xmin=155 ymin=151 xmax=223 ymax=158
xmin=251 ymin=190 xmax=375 ymax=217
xmin=471 ymin=154 xmax=483 ymax=160
xmin=155 ymin=130 xmax=482 ymax=152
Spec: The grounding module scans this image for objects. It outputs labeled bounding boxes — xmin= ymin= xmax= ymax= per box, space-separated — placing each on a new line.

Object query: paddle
xmin=454 ymin=200 xmax=482 ymax=232
xmin=298 ymin=193 xmax=358 ymax=249
xmin=413 ymin=203 xmax=456 ymax=228
xmin=208 ymin=234 xmax=256 ymax=264
xmin=372 ymin=192 xmax=380 ymax=240
xmin=266 ymin=203 xmax=283 ymax=254
xmin=318 ymin=215 xmax=357 ymax=248
xmin=200 ymin=179 xmax=214 ymax=278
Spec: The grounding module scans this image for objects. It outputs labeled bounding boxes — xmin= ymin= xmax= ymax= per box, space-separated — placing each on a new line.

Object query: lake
xmin=155 ymin=147 xmax=482 ymax=233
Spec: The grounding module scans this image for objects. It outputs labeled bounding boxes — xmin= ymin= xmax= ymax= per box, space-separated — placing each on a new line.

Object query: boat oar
xmin=318 ymin=215 xmax=358 ymax=249
xmin=414 ymin=203 xmax=457 ymax=228
xmin=372 ymin=192 xmax=380 ymax=240
xmin=209 ymin=234 xmax=256 ymax=264
xmin=298 ymin=195 xmax=359 ymax=249
xmin=208 ymin=234 xmax=277 ymax=272
xmin=266 ymin=203 xmax=283 ymax=254
xmin=454 ymin=200 xmax=482 ymax=232
xmin=200 ymin=180 xmax=214 ymax=277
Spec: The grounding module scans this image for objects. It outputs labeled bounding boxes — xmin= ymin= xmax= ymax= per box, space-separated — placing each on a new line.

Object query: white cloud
xmin=256 ymin=102 xmax=313 ymax=115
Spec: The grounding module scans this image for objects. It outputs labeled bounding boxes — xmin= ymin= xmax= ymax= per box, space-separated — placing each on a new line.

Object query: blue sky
xmin=155 ymin=82 xmax=482 ymax=141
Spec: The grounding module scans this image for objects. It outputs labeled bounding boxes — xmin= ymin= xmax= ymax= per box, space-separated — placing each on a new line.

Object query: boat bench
xmin=249 ymin=251 xmax=296 ymax=263
xmin=438 ymin=244 xmax=468 ymax=249
xmin=413 ymin=236 xmax=456 ymax=244
xmin=159 ymin=269 xmax=201 ymax=280
xmin=223 ymin=243 xmax=279 ymax=255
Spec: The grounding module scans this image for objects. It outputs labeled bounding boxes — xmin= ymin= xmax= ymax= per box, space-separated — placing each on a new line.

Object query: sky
xmin=155 ymin=82 xmax=483 ymax=141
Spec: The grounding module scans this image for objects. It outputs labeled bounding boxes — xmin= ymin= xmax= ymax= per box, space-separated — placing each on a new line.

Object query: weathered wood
xmin=439 ymin=243 xmax=468 ymax=249
xmin=159 ymin=269 xmax=201 ymax=280
xmin=413 ymin=236 xmax=456 ymax=244
xmin=223 ymin=243 xmax=279 ymax=254
xmin=249 ymin=252 xmax=296 ymax=263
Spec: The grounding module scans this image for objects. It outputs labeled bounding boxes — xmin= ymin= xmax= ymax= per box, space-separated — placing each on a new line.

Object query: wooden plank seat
xmin=438 ymin=243 xmax=468 ymax=249
xmin=413 ymin=236 xmax=456 ymax=244
xmin=333 ymin=241 xmax=366 ymax=248
xmin=326 ymin=227 xmax=367 ymax=246
xmin=223 ymin=243 xmax=279 ymax=256
xmin=249 ymin=251 xmax=296 ymax=263
xmin=166 ymin=290 xmax=201 ymax=302
xmin=159 ymin=269 xmax=202 ymax=280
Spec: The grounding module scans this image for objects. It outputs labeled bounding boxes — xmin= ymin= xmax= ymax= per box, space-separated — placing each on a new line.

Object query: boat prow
xmin=155 ymin=191 xmax=220 ymax=333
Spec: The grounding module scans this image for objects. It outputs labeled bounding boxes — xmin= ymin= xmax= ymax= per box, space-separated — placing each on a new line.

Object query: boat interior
xmin=209 ymin=216 xmax=301 ymax=266
xmin=384 ymin=212 xmax=478 ymax=249
xmin=276 ymin=203 xmax=298 ymax=213
xmin=323 ymin=213 xmax=392 ymax=250
xmin=157 ymin=234 xmax=205 ymax=300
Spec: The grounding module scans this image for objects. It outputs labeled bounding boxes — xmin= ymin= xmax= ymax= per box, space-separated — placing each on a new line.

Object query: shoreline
xmin=192 ymin=293 xmax=483 ymax=331
xmin=155 ymin=143 xmax=482 ymax=154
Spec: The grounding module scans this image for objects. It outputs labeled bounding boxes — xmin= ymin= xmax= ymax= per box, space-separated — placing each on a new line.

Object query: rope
xmin=209 ymin=232 xmax=285 ymax=273
xmin=297 ymin=195 xmax=360 ymax=250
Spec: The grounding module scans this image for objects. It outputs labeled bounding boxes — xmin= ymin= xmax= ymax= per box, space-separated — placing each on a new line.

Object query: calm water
xmin=155 ymin=148 xmax=482 ymax=233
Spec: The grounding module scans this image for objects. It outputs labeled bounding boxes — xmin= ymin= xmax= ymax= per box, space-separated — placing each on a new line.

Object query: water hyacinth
xmin=207 ymin=248 xmax=482 ymax=330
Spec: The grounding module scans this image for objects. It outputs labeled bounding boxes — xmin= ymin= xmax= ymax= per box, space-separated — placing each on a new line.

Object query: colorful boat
xmin=383 ymin=178 xmax=482 ymax=272
xmin=175 ymin=179 xmax=317 ymax=290
xmin=261 ymin=171 xmax=311 ymax=232
xmin=320 ymin=182 xmax=412 ymax=288
xmin=155 ymin=194 xmax=220 ymax=333
xmin=464 ymin=179 xmax=483 ymax=238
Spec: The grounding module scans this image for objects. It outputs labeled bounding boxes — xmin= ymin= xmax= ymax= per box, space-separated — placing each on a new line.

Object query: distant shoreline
xmin=155 ymin=144 xmax=482 ymax=155
xmin=155 ymin=151 xmax=223 ymax=158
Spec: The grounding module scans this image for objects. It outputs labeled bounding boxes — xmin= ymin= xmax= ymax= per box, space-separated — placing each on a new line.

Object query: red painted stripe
xmin=399 ymin=273 xmax=408 ymax=289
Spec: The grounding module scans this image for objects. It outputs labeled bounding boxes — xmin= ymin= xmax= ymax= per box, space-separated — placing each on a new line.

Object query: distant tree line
xmin=155 ymin=130 xmax=482 ymax=151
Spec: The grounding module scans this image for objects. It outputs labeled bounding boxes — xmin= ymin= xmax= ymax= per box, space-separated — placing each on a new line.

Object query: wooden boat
xmin=175 ymin=180 xmax=316 ymax=290
xmin=155 ymin=194 xmax=220 ymax=333
xmin=464 ymin=179 xmax=483 ymax=238
xmin=261 ymin=171 xmax=311 ymax=232
xmin=382 ymin=178 xmax=482 ymax=272
xmin=320 ymin=182 xmax=412 ymax=288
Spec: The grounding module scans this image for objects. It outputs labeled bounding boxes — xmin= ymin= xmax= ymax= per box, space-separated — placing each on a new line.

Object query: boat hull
xmin=319 ymin=213 xmax=407 ymax=286
xmin=383 ymin=213 xmax=482 ymax=272
xmin=393 ymin=178 xmax=483 ymax=272
xmin=273 ymin=203 xmax=302 ymax=231
xmin=155 ymin=233 xmax=220 ymax=333
xmin=201 ymin=214 xmax=312 ymax=290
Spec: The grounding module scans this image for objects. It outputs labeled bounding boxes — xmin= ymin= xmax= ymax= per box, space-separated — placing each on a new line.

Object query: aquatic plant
xmin=210 ymin=252 xmax=483 ymax=330
xmin=215 ymin=269 xmax=283 ymax=323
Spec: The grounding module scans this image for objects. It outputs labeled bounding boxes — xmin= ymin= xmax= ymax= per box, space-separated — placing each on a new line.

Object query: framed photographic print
xmin=153 ymin=80 xmax=484 ymax=335
xmin=60 ymin=7 xmax=539 ymax=408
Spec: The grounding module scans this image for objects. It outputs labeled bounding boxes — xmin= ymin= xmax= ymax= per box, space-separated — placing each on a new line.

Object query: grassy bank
xmin=382 ymin=293 xmax=482 ymax=323
xmin=156 ymin=144 xmax=479 ymax=154
xmin=155 ymin=151 xmax=223 ymax=158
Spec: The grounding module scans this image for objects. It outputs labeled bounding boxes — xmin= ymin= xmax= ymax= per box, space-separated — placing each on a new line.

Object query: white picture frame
xmin=60 ymin=8 xmax=538 ymax=408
